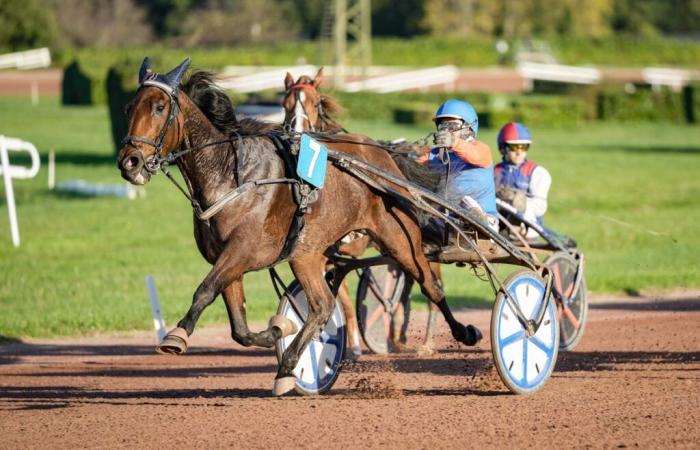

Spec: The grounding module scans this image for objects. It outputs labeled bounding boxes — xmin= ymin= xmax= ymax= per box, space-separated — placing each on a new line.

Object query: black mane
xmin=181 ymin=71 xmax=279 ymax=136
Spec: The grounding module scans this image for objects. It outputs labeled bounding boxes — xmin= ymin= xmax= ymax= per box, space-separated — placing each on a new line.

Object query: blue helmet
xmin=433 ymin=99 xmax=479 ymax=136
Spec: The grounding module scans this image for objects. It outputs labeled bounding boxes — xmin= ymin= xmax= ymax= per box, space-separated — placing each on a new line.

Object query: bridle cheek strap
xmin=120 ymin=81 xmax=182 ymax=172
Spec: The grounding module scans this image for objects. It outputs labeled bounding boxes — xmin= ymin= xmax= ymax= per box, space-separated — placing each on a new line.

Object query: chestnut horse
xmin=281 ymin=68 xmax=443 ymax=353
xmin=118 ymin=58 xmax=481 ymax=396
xmin=282 ymin=68 xmax=371 ymax=359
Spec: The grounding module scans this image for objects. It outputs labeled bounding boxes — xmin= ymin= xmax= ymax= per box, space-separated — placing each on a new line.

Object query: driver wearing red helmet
xmin=494 ymin=122 xmax=551 ymax=239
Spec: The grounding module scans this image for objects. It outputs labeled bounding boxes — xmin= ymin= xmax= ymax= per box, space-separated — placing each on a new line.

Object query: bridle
xmin=121 ymin=78 xmax=183 ymax=173
xmin=285 ymin=83 xmax=323 ymax=132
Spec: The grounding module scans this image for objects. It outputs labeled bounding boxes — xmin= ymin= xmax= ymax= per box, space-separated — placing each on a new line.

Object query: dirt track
xmin=1 ymin=295 xmax=698 ymax=449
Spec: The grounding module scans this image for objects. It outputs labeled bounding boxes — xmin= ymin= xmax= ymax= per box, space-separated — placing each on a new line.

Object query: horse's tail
xmin=390 ymin=154 xmax=442 ymax=193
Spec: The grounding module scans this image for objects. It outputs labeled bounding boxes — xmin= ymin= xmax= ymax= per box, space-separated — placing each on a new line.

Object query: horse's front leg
xmin=221 ymin=279 xmax=297 ymax=348
xmin=155 ymin=254 xmax=238 ymax=354
xmin=273 ymin=254 xmax=336 ymax=396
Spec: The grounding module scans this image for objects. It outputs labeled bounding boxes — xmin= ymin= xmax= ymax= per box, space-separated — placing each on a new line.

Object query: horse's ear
xmin=138 ymin=57 xmax=152 ymax=84
xmin=163 ymin=57 xmax=191 ymax=88
xmin=313 ymin=67 xmax=324 ymax=88
xmin=284 ymin=72 xmax=294 ymax=90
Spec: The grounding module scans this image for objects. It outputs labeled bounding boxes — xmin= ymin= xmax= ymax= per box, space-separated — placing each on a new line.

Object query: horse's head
xmin=118 ymin=57 xmax=191 ymax=185
xmin=282 ymin=68 xmax=325 ymax=133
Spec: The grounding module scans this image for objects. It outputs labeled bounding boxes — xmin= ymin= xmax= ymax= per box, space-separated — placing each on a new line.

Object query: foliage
xmin=331 ymin=91 xmax=585 ymax=128
xmin=106 ymin=58 xmax=141 ymax=152
xmin=1 ymin=96 xmax=699 ymax=337
xmin=179 ymin=0 xmax=300 ymax=46
xmin=0 ymin=0 xmax=57 ymax=51
xmin=50 ymin=0 xmax=153 ymax=48
xmin=597 ymin=87 xmax=686 ymax=122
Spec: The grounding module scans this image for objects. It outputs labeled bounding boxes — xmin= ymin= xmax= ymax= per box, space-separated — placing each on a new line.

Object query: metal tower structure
xmin=319 ymin=0 xmax=372 ymax=86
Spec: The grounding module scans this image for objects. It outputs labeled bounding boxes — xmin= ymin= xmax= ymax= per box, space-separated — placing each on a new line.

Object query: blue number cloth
xmin=297 ymin=134 xmax=328 ymax=188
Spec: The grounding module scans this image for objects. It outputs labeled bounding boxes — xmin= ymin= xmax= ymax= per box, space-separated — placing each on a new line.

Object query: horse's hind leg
xmin=336 ymin=278 xmax=362 ymax=360
xmin=368 ymin=209 xmax=482 ymax=348
xmin=221 ymin=280 xmax=297 ymax=348
xmin=273 ymin=253 xmax=336 ymax=396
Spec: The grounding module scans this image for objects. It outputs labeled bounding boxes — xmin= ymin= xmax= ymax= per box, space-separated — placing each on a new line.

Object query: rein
xmin=122 ymin=81 xmax=301 ymax=222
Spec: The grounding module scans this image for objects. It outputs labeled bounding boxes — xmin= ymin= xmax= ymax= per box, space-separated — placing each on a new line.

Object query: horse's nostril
xmin=123 ymin=155 xmax=140 ymax=171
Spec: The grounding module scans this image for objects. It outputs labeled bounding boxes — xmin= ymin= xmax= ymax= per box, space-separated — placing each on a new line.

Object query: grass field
xmin=0 ymin=95 xmax=699 ymax=338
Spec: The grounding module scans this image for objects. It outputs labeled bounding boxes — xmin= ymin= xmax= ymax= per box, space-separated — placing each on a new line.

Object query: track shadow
xmin=0 ymin=385 xmax=273 ymax=410
xmin=343 ymin=350 xmax=492 ymax=378
xmin=556 ymin=350 xmax=700 ymax=373
xmin=0 ymin=342 xmax=274 ymax=360
xmin=590 ymin=298 xmax=700 ymax=312
xmin=18 ymin=362 xmax=277 ymax=379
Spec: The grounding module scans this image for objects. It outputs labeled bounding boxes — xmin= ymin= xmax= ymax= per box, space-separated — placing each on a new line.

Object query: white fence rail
xmin=518 ymin=62 xmax=601 ymax=85
xmin=642 ymin=68 xmax=694 ymax=92
xmin=343 ymin=65 xmax=459 ymax=93
xmin=0 ymin=48 xmax=51 ymax=70
xmin=217 ymin=65 xmax=317 ymax=93
xmin=0 ymin=136 xmax=41 ymax=248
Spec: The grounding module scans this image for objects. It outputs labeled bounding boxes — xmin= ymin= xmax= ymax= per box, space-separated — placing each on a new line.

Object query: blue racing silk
xmin=424 ymin=147 xmax=498 ymax=217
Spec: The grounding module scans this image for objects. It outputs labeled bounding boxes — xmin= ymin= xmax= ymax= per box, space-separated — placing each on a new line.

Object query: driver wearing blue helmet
xmin=417 ymin=99 xmax=498 ymax=231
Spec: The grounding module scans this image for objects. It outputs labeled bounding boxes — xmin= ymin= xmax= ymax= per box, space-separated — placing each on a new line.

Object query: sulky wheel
xmin=275 ymin=280 xmax=346 ymax=395
xmin=356 ymin=263 xmax=412 ymax=354
xmin=491 ymin=270 xmax=559 ymax=395
xmin=545 ymin=251 xmax=588 ymax=352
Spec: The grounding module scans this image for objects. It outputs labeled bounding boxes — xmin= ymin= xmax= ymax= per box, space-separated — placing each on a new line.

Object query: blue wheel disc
xmin=491 ymin=271 xmax=559 ymax=395
xmin=275 ymin=282 xmax=346 ymax=395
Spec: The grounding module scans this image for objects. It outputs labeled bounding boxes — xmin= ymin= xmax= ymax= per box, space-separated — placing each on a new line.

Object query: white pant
xmin=460 ymin=195 xmax=498 ymax=232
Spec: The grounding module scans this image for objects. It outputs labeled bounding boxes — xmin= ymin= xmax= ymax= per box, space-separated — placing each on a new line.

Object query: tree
xmin=179 ymin=0 xmax=300 ymax=46
xmin=0 ymin=0 xmax=56 ymax=51
xmin=52 ymin=0 xmax=153 ymax=48
xmin=421 ymin=0 xmax=500 ymax=38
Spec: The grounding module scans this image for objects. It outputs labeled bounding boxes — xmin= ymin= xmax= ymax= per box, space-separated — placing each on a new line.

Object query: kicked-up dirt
xmin=1 ymin=294 xmax=698 ymax=449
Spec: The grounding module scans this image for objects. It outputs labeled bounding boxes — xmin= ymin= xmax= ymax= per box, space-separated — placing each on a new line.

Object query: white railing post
xmin=0 ymin=136 xmax=41 ymax=248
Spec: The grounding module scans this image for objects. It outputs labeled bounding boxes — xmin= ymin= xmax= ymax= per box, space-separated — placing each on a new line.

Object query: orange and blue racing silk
xmin=418 ymin=139 xmax=497 ymax=217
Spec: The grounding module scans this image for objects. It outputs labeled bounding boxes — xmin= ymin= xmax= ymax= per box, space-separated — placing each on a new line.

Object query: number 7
xmin=307 ymin=140 xmax=322 ymax=178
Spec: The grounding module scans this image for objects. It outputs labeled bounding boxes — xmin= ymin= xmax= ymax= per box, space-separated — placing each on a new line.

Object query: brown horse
xmin=281 ymin=68 xmax=442 ymax=353
xmin=118 ymin=58 xmax=481 ymax=396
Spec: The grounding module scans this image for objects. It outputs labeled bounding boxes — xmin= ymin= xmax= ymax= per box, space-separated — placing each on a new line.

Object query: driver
xmin=494 ymin=122 xmax=552 ymax=239
xmin=417 ymin=99 xmax=498 ymax=231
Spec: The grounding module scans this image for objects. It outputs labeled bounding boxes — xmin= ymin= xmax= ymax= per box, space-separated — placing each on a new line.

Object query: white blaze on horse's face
xmin=294 ymin=90 xmax=307 ymax=133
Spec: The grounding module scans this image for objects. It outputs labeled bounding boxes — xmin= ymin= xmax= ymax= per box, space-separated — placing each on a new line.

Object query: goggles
xmin=505 ymin=143 xmax=530 ymax=152
xmin=437 ymin=120 xmax=466 ymax=132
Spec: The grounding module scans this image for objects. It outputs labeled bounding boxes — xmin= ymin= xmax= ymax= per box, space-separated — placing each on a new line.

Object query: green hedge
xmin=105 ymin=58 xmax=141 ymax=152
xmin=596 ymin=87 xmax=686 ymax=122
xmin=683 ymin=84 xmax=700 ymax=124
xmin=327 ymin=91 xmax=585 ymax=128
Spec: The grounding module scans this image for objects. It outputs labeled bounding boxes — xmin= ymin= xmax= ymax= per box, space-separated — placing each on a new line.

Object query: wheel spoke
xmin=522 ymin=339 xmax=528 ymax=383
xmin=501 ymin=330 xmax=526 ymax=348
xmin=365 ymin=302 xmax=385 ymax=330
xmin=561 ymin=305 xmax=581 ymax=330
xmin=530 ymin=335 xmax=552 ymax=353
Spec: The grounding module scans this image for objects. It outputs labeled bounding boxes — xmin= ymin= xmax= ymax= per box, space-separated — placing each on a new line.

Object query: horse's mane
xmin=181 ymin=71 xmax=280 ymax=136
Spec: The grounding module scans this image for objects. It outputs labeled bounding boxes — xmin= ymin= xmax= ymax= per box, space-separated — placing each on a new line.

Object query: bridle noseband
xmin=286 ymin=83 xmax=323 ymax=132
xmin=121 ymin=79 xmax=182 ymax=173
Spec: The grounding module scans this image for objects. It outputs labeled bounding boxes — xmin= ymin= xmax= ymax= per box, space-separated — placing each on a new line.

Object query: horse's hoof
xmin=155 ymin=327 xmax=189 ymax=355
xmin=345 ymin=345 xmax=362 ymax=362
xmin=458 ymin=324 xmax=482 ymax=347
xmin=272 ymin=376 xmax=297 ymax=396
xmin=269 ymin=315 xmax=298 ymax=338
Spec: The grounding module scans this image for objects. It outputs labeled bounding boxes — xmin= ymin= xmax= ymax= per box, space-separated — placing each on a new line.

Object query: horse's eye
xmin=155 ymin=104 xmax=165 ymax=114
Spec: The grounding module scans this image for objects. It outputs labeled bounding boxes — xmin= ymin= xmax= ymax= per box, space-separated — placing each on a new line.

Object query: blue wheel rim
xmin=495 ymin=274 xmax=557 ymax=392
xmin=279 ymin=294 xmax=346 ymax=393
